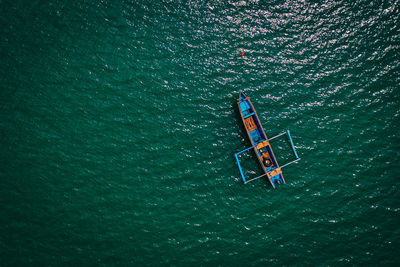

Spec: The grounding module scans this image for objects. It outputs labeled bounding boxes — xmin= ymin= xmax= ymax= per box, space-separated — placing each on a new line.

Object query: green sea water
xmin=1 ymin=0 xmax=399 ymax=265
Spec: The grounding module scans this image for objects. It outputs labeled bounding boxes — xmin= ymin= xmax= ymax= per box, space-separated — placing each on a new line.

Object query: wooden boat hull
xmin=237 ymin=91 xmax=285 ymax=188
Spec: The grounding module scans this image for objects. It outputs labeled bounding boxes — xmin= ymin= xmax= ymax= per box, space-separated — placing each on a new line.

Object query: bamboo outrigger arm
xmin=234 ymin=130 xmax=300 ymax=184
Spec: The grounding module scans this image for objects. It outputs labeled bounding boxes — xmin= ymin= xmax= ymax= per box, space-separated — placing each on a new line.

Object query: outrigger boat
xmin=234 ymin=91 xmax=300 ymax=188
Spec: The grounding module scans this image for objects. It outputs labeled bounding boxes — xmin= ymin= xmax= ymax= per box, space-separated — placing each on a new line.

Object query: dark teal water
xmin=1 ymin=0 xmax=399 ymax=265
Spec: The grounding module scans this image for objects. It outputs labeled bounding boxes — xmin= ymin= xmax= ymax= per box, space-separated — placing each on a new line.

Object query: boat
xmin=234 ymin=91 xmax=300 ymax=188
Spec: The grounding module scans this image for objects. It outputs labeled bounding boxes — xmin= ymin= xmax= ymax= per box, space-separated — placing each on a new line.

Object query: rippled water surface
xmin=1 ymin=0 xmax=399 ymax=265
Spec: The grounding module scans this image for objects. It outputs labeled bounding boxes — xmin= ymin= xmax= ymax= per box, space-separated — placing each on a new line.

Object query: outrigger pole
xmin=280 ymin=130 xmax=301 ymax=168
xmin=234 ymin=130 xmax=300 ymax=184
xmin=286 ymin=130 xmax=299 ymax=159
xmin=234 ymin=144 xmax=258 ymax=183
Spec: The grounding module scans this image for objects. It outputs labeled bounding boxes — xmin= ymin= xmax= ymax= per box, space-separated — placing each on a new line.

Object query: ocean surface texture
xmin=1 ymin=0 xmax=399 ymax=265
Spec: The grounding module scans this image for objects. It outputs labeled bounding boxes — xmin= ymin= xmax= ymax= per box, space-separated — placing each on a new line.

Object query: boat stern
xmin=266 ymin=168 xmax=286 ymax=188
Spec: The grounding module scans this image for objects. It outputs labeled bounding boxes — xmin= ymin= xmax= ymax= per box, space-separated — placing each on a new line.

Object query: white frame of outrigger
xmin=234 ymin=130 xmax=301 ymax=184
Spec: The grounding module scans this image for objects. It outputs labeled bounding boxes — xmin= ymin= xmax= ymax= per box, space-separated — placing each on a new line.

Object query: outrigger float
xmin=235 ymin=91 xmax=300 ymax=188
